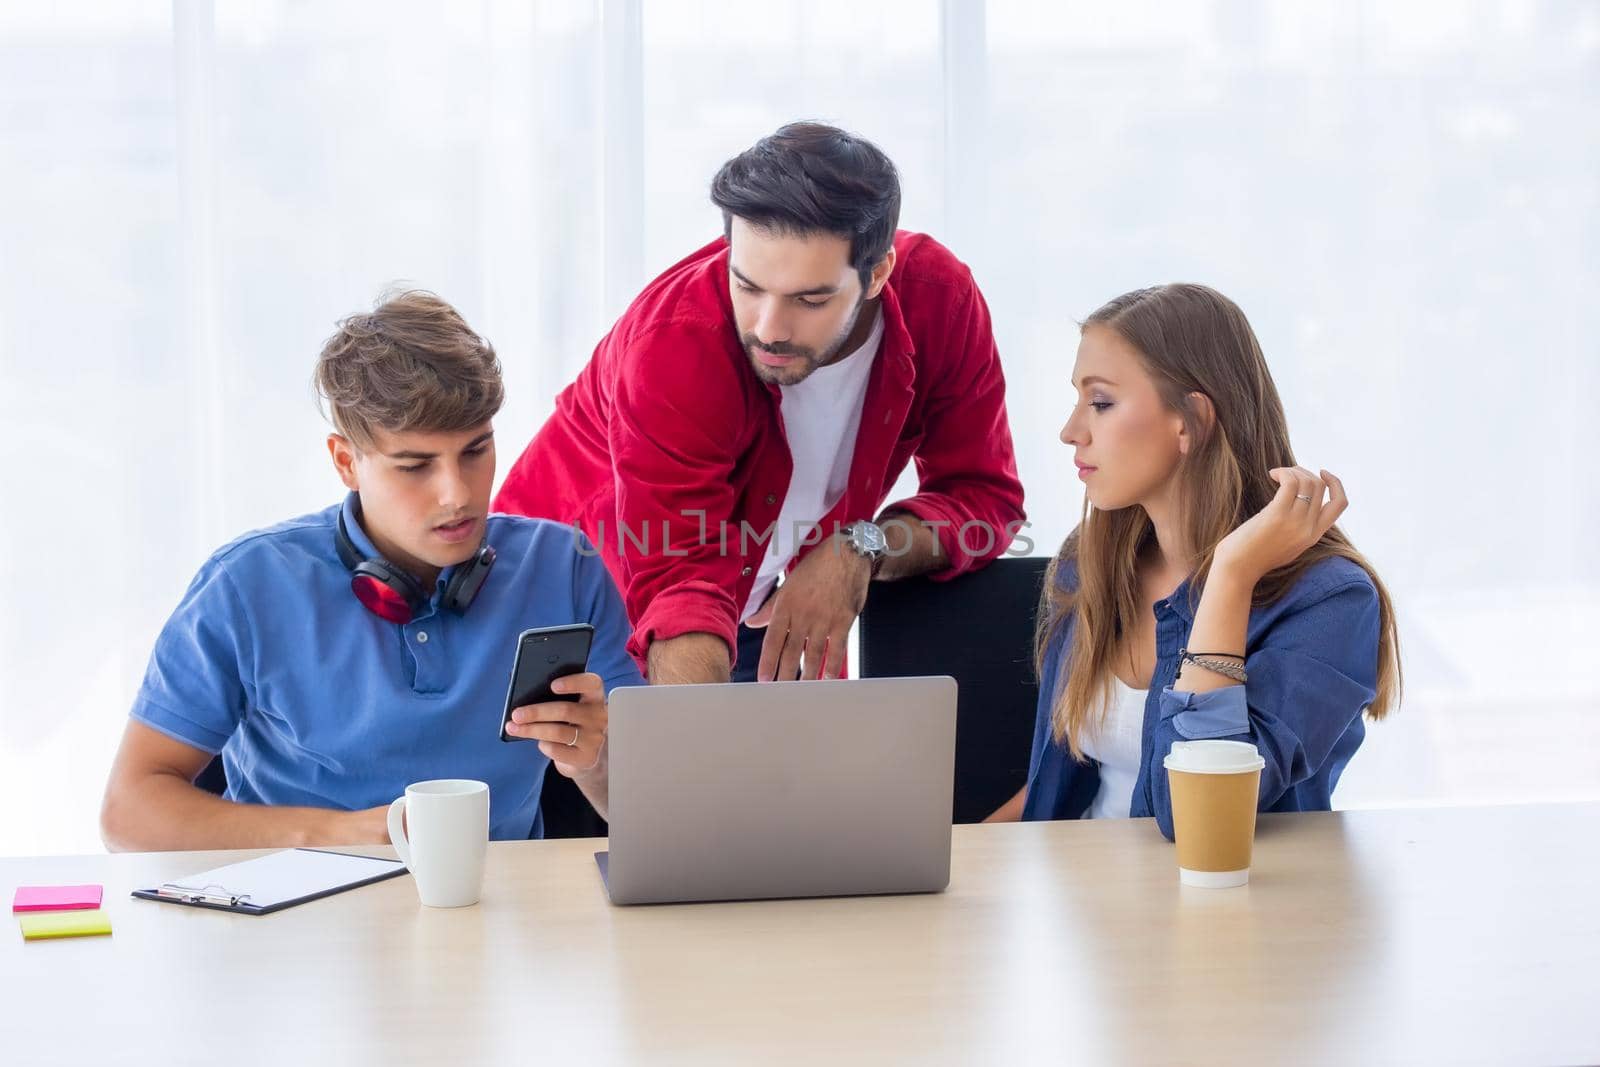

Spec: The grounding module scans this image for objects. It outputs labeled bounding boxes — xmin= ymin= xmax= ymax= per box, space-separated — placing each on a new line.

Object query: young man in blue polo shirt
xmin=101 ymin=291 xmax=641 ymax=850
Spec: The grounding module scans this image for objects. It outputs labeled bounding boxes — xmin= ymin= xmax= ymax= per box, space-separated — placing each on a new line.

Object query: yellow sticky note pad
xmin=19 ymin=908 xmax=112 ymax=941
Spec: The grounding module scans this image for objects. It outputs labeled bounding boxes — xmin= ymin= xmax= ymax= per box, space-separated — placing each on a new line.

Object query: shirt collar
xmin=339 ymin=492 xmax=381 ymax=558
xmin=876 ymin=272 xmax=916 ymax=364
xmin=1154 ymin=575 xmax=1201 ymax=624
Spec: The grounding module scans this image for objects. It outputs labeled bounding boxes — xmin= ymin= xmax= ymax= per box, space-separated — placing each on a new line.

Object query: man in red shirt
xmin=495 ymin=123 xmax=1025 ymax=685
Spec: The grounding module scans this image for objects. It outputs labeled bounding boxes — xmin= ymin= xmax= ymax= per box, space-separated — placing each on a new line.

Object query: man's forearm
xmin=102 ymin=771 xmax=382 ymax=853
xmin=873 ymin=511 xmax=948 ymax=582
xmin=646 ymin=631 xmax=732 ymax=685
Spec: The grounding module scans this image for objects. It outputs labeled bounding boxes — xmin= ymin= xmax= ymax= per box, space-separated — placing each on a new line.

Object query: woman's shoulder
xmin=1281 ymin=555 xmax=1377 ymax=606
xmin=1248 ymin=555 xmax=1380 ymax=644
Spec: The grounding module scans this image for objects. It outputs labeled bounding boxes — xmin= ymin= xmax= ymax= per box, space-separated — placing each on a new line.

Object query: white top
xmin=1081 ymin=677 xmax=1148 ymax=819
xmin=742 ymin=311 xmax=884 ymax=620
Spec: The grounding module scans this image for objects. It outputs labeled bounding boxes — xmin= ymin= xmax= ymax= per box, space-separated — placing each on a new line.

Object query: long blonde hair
xmin=1036 ymin=284 xmax=1401 ymax=757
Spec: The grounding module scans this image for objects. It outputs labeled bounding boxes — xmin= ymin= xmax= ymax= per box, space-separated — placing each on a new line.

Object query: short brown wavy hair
xmin=314 ymin=289 xmax=503 ymax=449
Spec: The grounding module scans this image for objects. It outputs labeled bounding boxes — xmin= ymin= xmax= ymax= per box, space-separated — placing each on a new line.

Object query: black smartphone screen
xmin=499 ymin=623 xmax=595 ymax=743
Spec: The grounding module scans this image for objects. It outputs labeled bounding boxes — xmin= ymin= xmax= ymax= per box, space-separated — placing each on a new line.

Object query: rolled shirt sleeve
xmin=1160 ymin=684 xmax=1250 ymax=739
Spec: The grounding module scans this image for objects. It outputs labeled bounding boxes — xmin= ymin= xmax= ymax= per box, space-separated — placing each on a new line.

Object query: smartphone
xmin=499 ymin=623 xmax=595 ymax=743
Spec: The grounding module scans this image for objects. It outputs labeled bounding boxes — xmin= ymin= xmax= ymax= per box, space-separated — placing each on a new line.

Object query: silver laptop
xmin=595 ymin=676 xmax=956 ymax=905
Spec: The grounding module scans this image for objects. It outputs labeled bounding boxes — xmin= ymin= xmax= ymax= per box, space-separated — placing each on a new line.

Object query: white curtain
xmin=1 ymin=0 xmax=1596 ymax=855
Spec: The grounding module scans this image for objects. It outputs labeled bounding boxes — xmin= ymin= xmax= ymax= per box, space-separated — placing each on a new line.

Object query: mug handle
xmin=386 ymin=796 xmax=412 ymax=869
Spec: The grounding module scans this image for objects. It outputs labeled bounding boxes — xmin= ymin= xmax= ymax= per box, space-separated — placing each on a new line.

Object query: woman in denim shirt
xmin=989 ymin=284 xmax=1401 ymax=837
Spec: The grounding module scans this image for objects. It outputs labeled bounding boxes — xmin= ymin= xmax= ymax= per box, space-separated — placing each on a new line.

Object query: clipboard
xmin=131 ymin=847 xmax=408 ymax=915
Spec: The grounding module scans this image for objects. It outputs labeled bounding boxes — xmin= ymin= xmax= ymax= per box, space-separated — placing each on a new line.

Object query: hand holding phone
xmin=499 ymin=624 xmax=594 ymax=743
xmin=501 ymin=624 xmax=610 ymax=781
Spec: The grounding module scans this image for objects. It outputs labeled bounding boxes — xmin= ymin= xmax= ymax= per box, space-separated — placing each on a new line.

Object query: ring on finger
xmin=567 ymin=725 xmax=580 ymax=747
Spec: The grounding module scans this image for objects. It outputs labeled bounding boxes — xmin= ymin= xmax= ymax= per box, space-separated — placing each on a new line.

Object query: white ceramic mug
xmin=387 ymin=779 xmax=490 ymax=908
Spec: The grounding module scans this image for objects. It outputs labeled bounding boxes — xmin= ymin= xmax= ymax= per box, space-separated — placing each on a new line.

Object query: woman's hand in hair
xmin=1212 ymin=467 xmax=1348 ymax=586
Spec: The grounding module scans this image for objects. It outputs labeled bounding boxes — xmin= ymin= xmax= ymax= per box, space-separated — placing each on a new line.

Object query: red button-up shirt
xmin=494 ymin=230 xmax=1026 ymax=672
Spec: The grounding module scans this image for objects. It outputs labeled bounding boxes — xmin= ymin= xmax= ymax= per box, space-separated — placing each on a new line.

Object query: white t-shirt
xmin=1081 ymin=677 xmax=1148 ymax=819
xmin=741 ymin=311 xmax=885 ymax=621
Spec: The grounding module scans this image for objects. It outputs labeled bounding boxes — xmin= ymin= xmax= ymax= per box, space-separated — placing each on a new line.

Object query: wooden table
xmin=3 ymin=805 xmax=1597 ymax=1065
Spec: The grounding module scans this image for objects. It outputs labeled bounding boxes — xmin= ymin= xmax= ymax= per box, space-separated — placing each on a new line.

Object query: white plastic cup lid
xmin=1163 ymin=739 xmax=1266 ymax=775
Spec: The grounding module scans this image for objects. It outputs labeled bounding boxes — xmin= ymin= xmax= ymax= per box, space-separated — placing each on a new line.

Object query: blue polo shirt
xmin=129 ymin=495 xmax=643 ymax=840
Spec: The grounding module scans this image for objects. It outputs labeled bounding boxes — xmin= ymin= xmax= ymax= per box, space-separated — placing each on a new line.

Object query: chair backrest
xmin=195 ymin=755 xmax=227 ymax=796
xmin=858 ymin=556 xmax=1050 ymax=823
xmin=540 ymin=765 xmax=607 ymax=838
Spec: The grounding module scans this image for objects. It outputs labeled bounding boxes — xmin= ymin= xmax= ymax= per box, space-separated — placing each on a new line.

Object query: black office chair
xmin=538 ymin=766 xmax=607 ymax=839
xmin=195 ymin=755 xmax=227 ymax=796
xmin=859 ymin=556 xmax=1051 ymax=824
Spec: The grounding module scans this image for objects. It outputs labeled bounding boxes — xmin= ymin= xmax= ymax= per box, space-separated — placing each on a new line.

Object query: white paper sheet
xmin=156 ymin=848 xmax=404 ymax=909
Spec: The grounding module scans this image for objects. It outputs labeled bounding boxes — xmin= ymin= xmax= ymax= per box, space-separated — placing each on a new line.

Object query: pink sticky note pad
xmin=12 ymin=885 xmax=104 ymax=912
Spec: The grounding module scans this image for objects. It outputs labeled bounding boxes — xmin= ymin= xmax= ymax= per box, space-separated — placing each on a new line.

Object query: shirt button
xmin=416 ymin=631 xmax=429 ymax=644
xmin=765 ymin=493 xmax=777 ymax=506
xmin=741 ymin=566 xmax=753 ymax=577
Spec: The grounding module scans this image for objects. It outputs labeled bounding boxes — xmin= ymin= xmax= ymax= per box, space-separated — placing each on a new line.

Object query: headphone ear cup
xmin=350 ymin=560 xmax=426 ymax=624
xmin=442 ymin=544 xmax=496 ymax=615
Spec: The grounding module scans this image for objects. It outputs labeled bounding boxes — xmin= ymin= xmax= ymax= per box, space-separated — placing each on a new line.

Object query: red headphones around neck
xmin=334 ymin=504 xmax=496 ymax=624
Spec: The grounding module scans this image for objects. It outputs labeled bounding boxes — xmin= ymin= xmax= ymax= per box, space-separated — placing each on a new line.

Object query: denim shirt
xmin=1021 ymin=555 xmax=1382 ymax=839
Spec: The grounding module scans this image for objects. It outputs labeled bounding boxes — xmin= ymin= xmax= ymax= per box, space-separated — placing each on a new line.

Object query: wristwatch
xmin=841 ymin=520 xmax=888 ymax=576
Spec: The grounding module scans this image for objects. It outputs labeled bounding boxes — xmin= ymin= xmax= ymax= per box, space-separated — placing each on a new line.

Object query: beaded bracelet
xmin=1178 ymin=648 xmax=1248 ymax=683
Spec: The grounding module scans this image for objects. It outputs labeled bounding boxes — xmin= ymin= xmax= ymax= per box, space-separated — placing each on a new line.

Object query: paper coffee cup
xmin=1163 ymin=740 xmax=1266 ymax=888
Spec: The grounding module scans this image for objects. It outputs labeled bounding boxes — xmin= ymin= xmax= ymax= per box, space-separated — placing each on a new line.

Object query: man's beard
xmin=742 ymin=292 xmax=867 ymax=386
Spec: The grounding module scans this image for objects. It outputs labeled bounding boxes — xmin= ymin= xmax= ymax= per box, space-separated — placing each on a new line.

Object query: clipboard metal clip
xmin=155 ymin=882 xmax=254 ymax=908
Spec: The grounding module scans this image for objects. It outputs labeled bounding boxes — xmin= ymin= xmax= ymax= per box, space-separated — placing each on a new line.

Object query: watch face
xmin=855 ymin=522 xmax=887 ymax=555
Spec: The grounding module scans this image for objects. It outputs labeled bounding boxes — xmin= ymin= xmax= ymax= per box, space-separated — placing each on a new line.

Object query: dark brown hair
xmin=710 ymin=122 xmax=900 ymax=288
xmin=1037 ymin=283 xmax=1402 ymax=756
xmin=314 ymin=289 xmax=503 ymax=449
